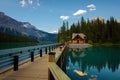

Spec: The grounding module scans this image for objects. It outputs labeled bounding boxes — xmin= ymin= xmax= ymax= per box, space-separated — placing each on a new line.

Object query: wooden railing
xmin=48 ymin=45 xmax=71 ymax=80
xmin=48 ymin=62 xmax=70 ymax=80
xmin=0 ymin=43 xmax=63 ymax=74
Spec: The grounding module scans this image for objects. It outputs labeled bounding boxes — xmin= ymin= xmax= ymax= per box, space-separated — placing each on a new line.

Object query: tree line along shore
xmin=58 ymin=17 xmax=120 ymax=45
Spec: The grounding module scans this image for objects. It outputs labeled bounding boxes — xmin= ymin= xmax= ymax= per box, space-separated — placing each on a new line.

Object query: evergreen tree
xmin=66 ymin=21 xmax=70 ymax=41
xmin=70 ymin=23 xmax=76 ymax=38
xmin=57 ymin=16 xmax=120 ymax=44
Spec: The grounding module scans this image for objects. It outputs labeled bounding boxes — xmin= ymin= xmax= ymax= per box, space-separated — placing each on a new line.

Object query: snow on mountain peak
xmin=22 ymin=22 xmax=36 ymax=29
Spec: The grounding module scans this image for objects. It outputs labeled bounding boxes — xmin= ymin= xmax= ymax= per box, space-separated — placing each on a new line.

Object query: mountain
xmin=0 ymin=12 xmax=57 ymax=42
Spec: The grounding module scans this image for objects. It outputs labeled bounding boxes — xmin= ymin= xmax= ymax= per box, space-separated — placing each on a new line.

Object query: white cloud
xmin=20 ymin=0 xmax=26 ymax=7
xmin=49 ymin=30 xmax=58 ymax=34
xmin=73 ymin=9 xmax=87 ymax=16
xmin=20 ymin=0 xmax=40 ymax=7
xmin=60 ymin=16 xmax=69 ymax=20
xmin=28 ymin=0 xmax=33 ymax=5
xmin=87 ymin=4 xmax=96 ymax=11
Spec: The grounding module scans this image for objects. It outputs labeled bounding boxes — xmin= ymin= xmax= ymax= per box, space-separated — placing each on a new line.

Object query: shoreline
xmin=92 ymin=43 xmax=120 ymax=46
xmin=69 ymin=43 xmax=92 ymax=49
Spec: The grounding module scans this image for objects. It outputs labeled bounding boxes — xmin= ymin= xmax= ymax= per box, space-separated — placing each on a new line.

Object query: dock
xmin=0 ymin=51 xmax=48 ymax=80
xmin=69 ymin=43 xmax=92 ymax=49
xmin=0 ymin=44 xmax=70 ymax=80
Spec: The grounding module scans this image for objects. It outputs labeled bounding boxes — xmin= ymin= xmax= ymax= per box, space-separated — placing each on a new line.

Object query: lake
xmin=62 ymin=46 xmax=120 ymax=80
xmin=0 ymin=43 xmax=38 ymax=50
xmin=0 ymin=42 xmax=54 ymax=50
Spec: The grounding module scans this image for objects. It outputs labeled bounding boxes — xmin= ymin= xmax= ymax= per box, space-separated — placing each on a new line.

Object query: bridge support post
xmin=31 ymin=51 xmax=34 ymax=62
xmin=52 ymin=46 xmax=53 ymax=51
xmin=14 ymin=55 xmax=19 ymax=71
xmin=49 ymin=46 xmax=51 ymax=52
xmin=60 ymin=46 xmax=62 ymax=51
xmin=49 ymin=52 xmax=56 ymax=62
xmin=48 ymin=52 xmax=56 ymax=80
xmin=45 ymin=47 xmax=47 ymax=54
xmin=40 ymin=48 xmax=42 ymax=57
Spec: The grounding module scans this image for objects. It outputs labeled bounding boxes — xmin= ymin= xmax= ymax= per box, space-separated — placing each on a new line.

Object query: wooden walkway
xmin=0 ymin=52 xmax=50 ymax=80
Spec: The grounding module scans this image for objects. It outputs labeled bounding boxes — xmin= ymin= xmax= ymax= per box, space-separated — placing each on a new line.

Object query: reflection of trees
xmin=67 ymin=46 xmax=120 ymax=72
xmin=62 ymin=55 xmax=68 ymax=73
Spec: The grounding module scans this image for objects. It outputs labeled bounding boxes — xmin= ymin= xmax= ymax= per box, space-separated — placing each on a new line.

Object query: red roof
xmin=72 ymin=33 xmax=86 ymax=40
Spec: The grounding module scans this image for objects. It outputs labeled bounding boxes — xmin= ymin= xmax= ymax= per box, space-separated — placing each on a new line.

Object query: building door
xmin=77 ymin=40 xmax=79 ymax=43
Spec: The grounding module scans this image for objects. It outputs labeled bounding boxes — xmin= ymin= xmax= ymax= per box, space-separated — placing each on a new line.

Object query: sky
xmin=0 ymin=0 xmax=120 ymax=33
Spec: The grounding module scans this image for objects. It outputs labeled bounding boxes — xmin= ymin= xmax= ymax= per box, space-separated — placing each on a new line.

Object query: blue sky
xmin=0 ymin=0 xmax=120 ymax=33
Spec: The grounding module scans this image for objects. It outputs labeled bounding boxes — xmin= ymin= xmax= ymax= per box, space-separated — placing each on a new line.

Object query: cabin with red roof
xmin=72 ymin=33 xmax=86 ymax=44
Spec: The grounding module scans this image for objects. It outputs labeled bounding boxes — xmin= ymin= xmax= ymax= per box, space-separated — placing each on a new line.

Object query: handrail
xmin=48 ymin=62 xmax=70 ymax=80
xmin=0 ymin=43 xmax=61 ymax=56
xmin=55 ymin=46 xmax=65 ymax=63
xmin=48 ymin=45 xmax=71 ymax=80
xmin=0 ymin=43 xmax=63 ymax=74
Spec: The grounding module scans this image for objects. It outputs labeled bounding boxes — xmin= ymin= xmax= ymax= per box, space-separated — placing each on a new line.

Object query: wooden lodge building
xmin=72 ymin=33 xmax=86 ymax=44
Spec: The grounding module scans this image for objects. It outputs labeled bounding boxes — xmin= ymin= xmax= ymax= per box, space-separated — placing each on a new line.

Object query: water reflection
xmin=68 ymin=46 xmax=120 ymax=72
xmin=74 ymin=69 xmax=87 ymax=76
xmin=63 ymin=46 xmax=120 ymax=80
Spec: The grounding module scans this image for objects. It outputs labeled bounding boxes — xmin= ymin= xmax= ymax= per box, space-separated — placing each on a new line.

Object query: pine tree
xmin=57 ymin=16 xmax=120 ymax=44
xmin=66 ymin=21 xmax=70 ymax=41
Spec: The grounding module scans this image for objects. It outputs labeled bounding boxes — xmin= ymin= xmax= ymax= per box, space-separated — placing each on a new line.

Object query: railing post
xmin=48 ymin=52 xmax=56 ymax=80
xmin=60 ymin=46 xmax=63 ymax=51
xmin=31 ymin=51 xmax=34 ymax=62
xmin=14 ymin=55 xmax=19 ymax=71
xmin=52 ymin=46 xmax=53 ymax=51
xmin=49 ymin=46 xmax=51 ymax=52
xmin=9 ymin=53 xmax=12 ymax=56
xmin=40 ymin=48 xmax=42 ymax=57
xmin=45 ymin=47 xmax=47 ymax=54
xmin=53 ymin=46 xmax=54 ymax=50
xmin=49 ymin=52 xmax=56 ymax=62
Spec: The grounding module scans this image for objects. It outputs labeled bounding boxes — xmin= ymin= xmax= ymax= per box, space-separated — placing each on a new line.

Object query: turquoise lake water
xmin=0 ymin=42 xmax=53 ymax=50
xmin=63 ymin=46 xmax=120 ymax=80
xmin=0 ymin=43 xmax=38 ymax=50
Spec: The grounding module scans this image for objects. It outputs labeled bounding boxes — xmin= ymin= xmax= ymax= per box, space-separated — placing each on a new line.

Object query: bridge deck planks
xmin=0 ymin=53 xmax=48 ymax=80
xmin=0 ymin=46 xmax=70 ymax=80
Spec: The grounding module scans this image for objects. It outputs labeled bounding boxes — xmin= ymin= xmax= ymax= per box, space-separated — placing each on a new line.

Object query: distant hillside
xmin=0 ymin=32 xmax=38 ymax=43
xmin=0 ymin=12 xmax=57 ymax=43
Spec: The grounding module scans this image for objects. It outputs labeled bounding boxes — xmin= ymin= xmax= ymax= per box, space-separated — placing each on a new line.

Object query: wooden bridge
xmin=0 ymin=43 xmax=70 ymax=80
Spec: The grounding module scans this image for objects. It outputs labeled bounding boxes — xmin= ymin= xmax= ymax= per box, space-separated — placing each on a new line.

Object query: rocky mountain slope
xmin=0 ymin=12 xmax=57 ymax=42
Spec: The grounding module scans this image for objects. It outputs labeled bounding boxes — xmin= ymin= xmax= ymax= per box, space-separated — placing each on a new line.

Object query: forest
xmin=0 ymin=32 xmax=38 ymax=43
xmin=58 ymin=17 xmax=120 ymax=44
